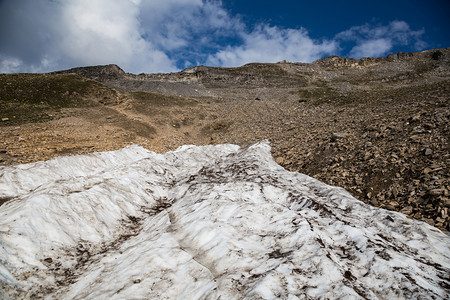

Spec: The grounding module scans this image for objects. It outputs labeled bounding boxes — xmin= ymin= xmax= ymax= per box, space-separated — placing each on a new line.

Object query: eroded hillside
xmin=1 ymin=48 xmax=449 ymax=230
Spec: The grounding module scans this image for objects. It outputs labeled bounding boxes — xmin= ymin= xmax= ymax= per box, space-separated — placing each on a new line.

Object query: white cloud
xmin=0 ymin=54 xmax=56 ymax=74
xmin=0 ymin=0 xmax=179 ymax=73
xmin=0 ymin=1 xmax=429 ymax=73
xmin=206 ymin=25 xmax=338 ymax=67
xmin=0 ymin=0 xmax=244 ymax=73
xmin=0 ymin=56 xmax=23 ymax=73
xmin=349 ymin=38 xmax=392 ymax=58
xmin=336 ymin=21 xmax=426 ymax=58
xmin=137 ymin=0 xmax=243 ymax=53
xmin=56 ymin=0 xmax=177 ymax=73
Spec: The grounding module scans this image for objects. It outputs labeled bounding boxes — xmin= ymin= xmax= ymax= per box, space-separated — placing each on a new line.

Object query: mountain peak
xmin=54 ymin=64 xmax=126 ymax=82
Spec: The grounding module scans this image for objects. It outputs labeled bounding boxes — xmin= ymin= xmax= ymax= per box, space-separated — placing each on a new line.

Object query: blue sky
xmin=224 ymin=1 xmax=449 ymax=45
xmin=0 ymin=0 xmax=448 ymax=73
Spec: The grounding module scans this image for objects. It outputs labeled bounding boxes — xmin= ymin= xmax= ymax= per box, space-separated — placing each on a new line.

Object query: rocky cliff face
xmin=54 ymin=64 xmax=126 ymax=82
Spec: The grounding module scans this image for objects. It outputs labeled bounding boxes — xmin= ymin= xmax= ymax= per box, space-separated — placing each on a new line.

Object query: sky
xmin=0 ymin=0 xmax=448 ymax=74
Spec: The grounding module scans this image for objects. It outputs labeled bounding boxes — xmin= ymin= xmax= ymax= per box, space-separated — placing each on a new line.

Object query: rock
xmin=400 ymin=206 xmax=413 ymax=214
xmin=331 ymin=132 xmax=347 ymax=142
xmin=422 ymin=218 xmax=435 ymax=226
xmin=435 ymin=217 xmax=445 ymax=225
xmin=276 ymin=157 xmax=285 ymax=165
xmin=392 ymin=187 xmax=399 ymax=198
xmin=443 ymin=198 xmax=450 ymax=208
xmin=423 ymin=167 xmax=432 ymax=174
xmin=428 ymin=188 xmax=445 ymax=196
xmin=424 ymin=148 xmax=433 ymax=156
xmin=389 ymin=201 xmax=399 ymax=208
xmin=410 ymin=114 xmax=421 ymax=122
xmin=55 ymin=64 xmax=126 ymax=81
xmin=1 ymin=118 xmax=9 ymax=122
xmin=431 ymin=167 xmax=443 ymax=173
xmin=409 ymin=135 xmax=421 ymax=142
xmin=441 ymin=208 xmax=448 ymax=219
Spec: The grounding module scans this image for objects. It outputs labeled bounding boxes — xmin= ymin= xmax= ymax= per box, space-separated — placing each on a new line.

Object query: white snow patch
xmin=0 ymin=141 xmax=449 ymax=299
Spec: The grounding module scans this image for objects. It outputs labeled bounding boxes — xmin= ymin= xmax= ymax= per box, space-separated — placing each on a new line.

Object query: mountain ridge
xmin=54 ymin=48 xmax=448 ymax=81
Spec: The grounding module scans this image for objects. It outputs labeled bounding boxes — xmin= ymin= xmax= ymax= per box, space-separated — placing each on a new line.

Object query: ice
xmin=0 ymin=141 xmax=449 ymax=299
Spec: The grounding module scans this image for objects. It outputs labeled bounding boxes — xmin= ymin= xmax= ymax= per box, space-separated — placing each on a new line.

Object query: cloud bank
xmin=336 ymin=21 xmax=426 ymax=58
xmin=0 ymin=0 xmax=427 ymax=73
xmin=206 ymin=25 xmax=338 ymax=67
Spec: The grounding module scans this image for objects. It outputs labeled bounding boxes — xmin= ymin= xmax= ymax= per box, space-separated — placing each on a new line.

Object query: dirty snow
xmin=0 ymin=141 xmax=449 ymax=299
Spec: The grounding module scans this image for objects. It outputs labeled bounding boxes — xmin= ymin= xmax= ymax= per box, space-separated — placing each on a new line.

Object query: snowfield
xmin=0 ymin=141 xmax=449 ymax=299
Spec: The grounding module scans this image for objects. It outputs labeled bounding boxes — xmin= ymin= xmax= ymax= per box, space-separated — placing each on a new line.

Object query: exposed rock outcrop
xmin=55 ymin=64 xmax=126 ymax=82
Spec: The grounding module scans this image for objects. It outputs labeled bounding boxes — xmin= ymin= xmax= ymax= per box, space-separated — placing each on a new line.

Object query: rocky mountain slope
xmin=1 ymin=48 xmax=449 ymax=231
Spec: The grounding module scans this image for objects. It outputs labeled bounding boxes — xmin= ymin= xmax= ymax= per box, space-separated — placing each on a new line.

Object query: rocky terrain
xmin=1 ymin=48 xmax=449 ymax=230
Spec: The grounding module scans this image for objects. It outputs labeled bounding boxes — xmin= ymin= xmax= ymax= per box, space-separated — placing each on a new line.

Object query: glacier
xmin=0 ymin=141 xmax=449 ymax=299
